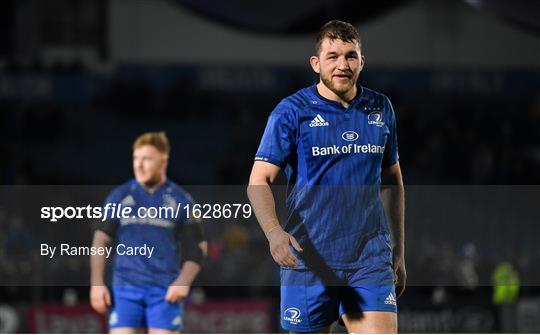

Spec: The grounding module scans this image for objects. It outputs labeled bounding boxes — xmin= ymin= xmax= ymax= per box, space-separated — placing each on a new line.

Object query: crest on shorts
xmin=283 ymin=307 xmax=302 ymax=324
xmin=109 ymin=312 xmax=118 ymax=325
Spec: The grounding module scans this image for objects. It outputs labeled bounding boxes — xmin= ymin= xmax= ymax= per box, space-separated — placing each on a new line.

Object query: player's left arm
xmin=165 ymin=222 xmax=207 ymax=303
xmin=381 ymin=162 xmax=406 ymax=298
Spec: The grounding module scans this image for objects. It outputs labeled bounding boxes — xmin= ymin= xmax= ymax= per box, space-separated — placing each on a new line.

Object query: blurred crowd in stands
xmin=1 ymin=65 xmax=539 ymax=186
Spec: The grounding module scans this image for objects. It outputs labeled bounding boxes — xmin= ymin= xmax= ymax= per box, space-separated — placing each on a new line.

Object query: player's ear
xmin=309 ymin=55 xmax=320 ymax=74
xmin=359 ymin=55 xmax=365 ymax=71
xmin=163 ymin=154 xmax=169 ymax=169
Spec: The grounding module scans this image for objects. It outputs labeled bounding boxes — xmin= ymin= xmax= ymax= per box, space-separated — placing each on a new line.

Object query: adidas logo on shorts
xmin=384 ymin=292 xmax=397 ymax=306
xmin=309 ymin=114 xmax=329 ymax=127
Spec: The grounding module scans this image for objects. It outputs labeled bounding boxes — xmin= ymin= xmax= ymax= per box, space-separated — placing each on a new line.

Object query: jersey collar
xmin=132 ymin=178 xmax=170 ymax=196
xmin=309 ymin=83 xmax=365 ymax=108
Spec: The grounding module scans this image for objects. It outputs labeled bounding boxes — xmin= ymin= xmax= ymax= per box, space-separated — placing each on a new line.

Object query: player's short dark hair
xmin=315 ymin=20 xmax=362 ymax=55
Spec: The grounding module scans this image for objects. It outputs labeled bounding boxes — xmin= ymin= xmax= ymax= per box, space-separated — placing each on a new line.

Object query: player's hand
xmin=90 ymin=285 xmax=111 ymax=314
xmin=392 ymin=253 xmax=407 ymax=298
xmin=165 ymin=285 xmax=190 ymax=303
xmin=267 ymin=227 xmax=303 ymax=268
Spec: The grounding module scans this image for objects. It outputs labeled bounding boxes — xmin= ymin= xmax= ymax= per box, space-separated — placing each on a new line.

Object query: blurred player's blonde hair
xmin=133 ymin=131 xmax=170 ymax=155
xmin=316 ymin=20 xmax=362 ymax=55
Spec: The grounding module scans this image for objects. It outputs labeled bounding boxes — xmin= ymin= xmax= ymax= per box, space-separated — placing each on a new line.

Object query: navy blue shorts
xmin=109 ymin=285 xmax=184 ymax=331
xmin=280 ymin=267 xmax=397 ymax=332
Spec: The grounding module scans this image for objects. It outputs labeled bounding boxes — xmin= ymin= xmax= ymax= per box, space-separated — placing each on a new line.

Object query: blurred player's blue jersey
xmin=104 ymin=179 xmax=194 ymax=286
xmin=255 ymin=84 xmax=399 ymax=269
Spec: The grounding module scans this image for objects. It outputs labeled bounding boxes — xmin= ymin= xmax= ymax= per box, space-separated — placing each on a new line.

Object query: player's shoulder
xmin=105 ymin=179 xmax=137 ymax=203
xmin=162 ymin=180 xmax=195 ymax=203
xmin=282 ymin=85 xmax=316 ymax=109
xmin=273 ymin=85 xmax=318 ymax=115
xmin=359 ymin=86 xmax=393 ymax=108
xmin=358 ymin=86 xmax=396 ymax=122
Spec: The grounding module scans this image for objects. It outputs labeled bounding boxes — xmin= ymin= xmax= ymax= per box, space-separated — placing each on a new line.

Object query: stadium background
xmin=0 ymin=0 xmax=539 ymax=333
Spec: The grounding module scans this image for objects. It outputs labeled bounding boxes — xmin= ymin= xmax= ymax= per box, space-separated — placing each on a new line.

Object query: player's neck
xmin=141 ymin=176 xmax=166 ymax=194
xmin=316 ymin=82 xmax=356 ymax=108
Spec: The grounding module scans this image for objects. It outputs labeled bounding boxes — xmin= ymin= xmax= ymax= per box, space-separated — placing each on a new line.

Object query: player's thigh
xmin=338 ymin=271 xmax=397 ymax=333
xmin=316 ymin=325 xmax=332 ymax=334
xmin=342 ymin=311 xmax=397 ymax=334
xmin=109 ymin=286 xmax=146 ymax=331
xmin=145 ymin=286 xmax=184 ymax=332
xmin=148 ymin=328 xmax=180 ymax=334
xmin=339 ymin=284 xmax=397 ymax=315
xmin=281 ymin=268 xmax=340 ymax=333
xmin=289 ymin=325 xmax=332 ymax=334
xmin=110 ymin=327 xmax=145 ymax=334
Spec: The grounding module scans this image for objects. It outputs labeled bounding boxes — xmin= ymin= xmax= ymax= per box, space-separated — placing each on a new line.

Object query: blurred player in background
xmin=248 ymin=20 xmax=405 ymax=333
xmin=90 ymin=131 xmax=207 ymax=333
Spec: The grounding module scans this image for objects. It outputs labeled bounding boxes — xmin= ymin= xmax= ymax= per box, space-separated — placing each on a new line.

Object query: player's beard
xmin=320 ymin=71 xmax=358 ymax=97
xmin=143 ymin=174 xmax=162 ymax=189
xmin=137 ymin=171 xmax=164 ymax=189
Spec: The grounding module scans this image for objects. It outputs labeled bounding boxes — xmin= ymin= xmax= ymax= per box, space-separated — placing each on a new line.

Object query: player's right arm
xmin=89 ymin=229 xmax=112 ymax=314
xmin=247 ymin=161 xmax=302 ymax=268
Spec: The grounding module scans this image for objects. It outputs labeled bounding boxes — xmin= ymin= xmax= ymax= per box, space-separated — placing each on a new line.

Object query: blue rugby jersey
xmin=255 ymin=84 xmax=399 ymax=269
xmin=103 ymin=179 xmax=195 ymax=285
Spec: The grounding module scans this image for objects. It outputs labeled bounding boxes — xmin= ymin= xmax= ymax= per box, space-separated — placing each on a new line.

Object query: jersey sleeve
xmin=382 ymin=96 xmax=399 ymax=167
xmin=92 ymin=188 xmax=122 ymax=238
xmin=254 ymin=101 xmax=297 ymax=169
xmin=182 ymin=192 xmax=201 ymax=225
xmin=177 ymin=191 xmax=205 ymax=264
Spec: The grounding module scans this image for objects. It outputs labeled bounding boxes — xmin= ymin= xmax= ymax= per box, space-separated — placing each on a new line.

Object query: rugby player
xmin=90 ymin=131 xmax=207 ymax=333
xmin=248 ymin=20 xmax=405 ymax=333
